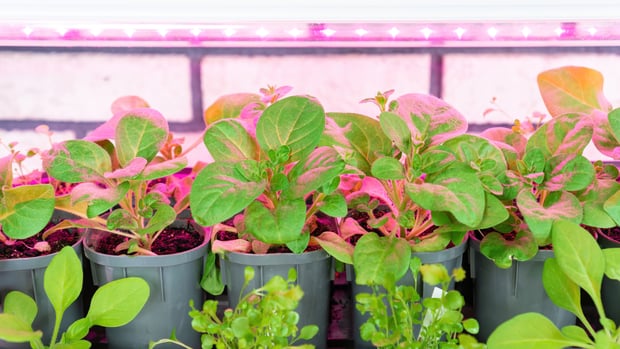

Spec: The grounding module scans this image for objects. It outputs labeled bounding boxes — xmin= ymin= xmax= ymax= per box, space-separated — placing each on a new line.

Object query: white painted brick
xmin=443 ymin=53 xmax=620 ymax=161
xmin=0 ymin=52 xmax=193 ymax=122
xmin=201 ymin=54 xmax=431 ymax=117
xmin=443 ymin=54 xmax=620 ymax=125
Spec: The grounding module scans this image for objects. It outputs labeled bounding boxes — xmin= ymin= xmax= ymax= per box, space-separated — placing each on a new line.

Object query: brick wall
xmin=1 ymin=46 xmax=619 ymax=167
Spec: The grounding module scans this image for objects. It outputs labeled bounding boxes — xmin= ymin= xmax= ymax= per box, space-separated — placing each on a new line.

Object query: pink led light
xmin=256 ymin=27 xmax=269 ymax=38
xmin=588 ymin=27 xmax=598 ymax=35
xmin=322 ymin=28 xmax=336 ymax=37
xmin=190 ymin=28 xmax=201 ymax=36
xmin=124 ymin=28 xmax=135 ymax=37
xmin=223 ymin=28 xmax=236 ymax=37
xmin=355 ymin=28 xmax=368 ymax=36
xmin=90 ymin=27 xmax=102 ymax=36
xmin=288 ymin=28 xmax=302 ymax=38
xmin=388 ymin=27 xmax=400 ymax=38
xmin=454 ymin=27 xmax=465 ymax=39
xmin=157 ymin=28 xmax=169 ymax=37
xmin=521 ymin=27 xmax=531 ymax=38
xmin=421 ymin=27 xmax=433 ymax=39
xmin=487 ymin=27 xmax=498 ymax=39
xmin=56 ymin=28 xmax=68 ymax=36
xmin=22 ymin=27 xmax=33 ymax=36
xmin=554 ymin=27 xmax=565 ymax=36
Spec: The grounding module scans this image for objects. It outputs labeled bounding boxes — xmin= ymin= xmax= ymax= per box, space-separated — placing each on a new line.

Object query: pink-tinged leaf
xmin=394 ymin=93 xmax=467 ymax=146
xmin=339 ymin=217 xmax=370 ymax=240
xmin=480 ymin=127 xmax=527 ymax=159
xmin=71 ymin=182 xmax=121 ymax=205
xmin=136 ymin=157 xmax=187 ymax=181
xmin=287 ymin=146 xmax=344 ymax=198
xmin=593 ymin=108 xmax=620 ymax=159
xmin=204 ymin=119 xmax=258 ymax=162
xmin=517 ymin=190 xmax=582 ymax=245
xmin=104 ymin=157 xmax=147 ymax=179
xmin=543 ymin=155 xmax=595 ymax=192
xmin=212 ymin=238 xmax=252 ymax=254
xmin=111 ymin=96 xmax=150 ymax=115
xmin=251 ymin=240 xmax=270 ymax=254
xmin=203 ymin=93 xmax=261 ymax=125
xmin=0 ymin=184 xmax=55 ymax=239
xmin=313 ymin=232 xmax=354 ymax=264
xmin=526 ymin=113 xmax=593 ymax=158
xmin=0 ymin=154 xmax=14 ymax=187
xmin=44 ymin=140 xmax=112 ymax=183
xmin=537 ymin=66 xmax=611 ymax=117
xmin=116 ymin=109 xmax=169 ymax=167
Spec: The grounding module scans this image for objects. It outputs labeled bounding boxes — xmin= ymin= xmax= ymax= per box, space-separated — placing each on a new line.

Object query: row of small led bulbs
xmin=18 ymin=25 xmax=599 ymax=40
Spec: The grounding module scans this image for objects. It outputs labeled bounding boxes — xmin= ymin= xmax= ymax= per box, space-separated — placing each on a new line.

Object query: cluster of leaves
xmin=488 ymin=219 xmax=620 ymax=348
xmin=190 ymin=94 xmax=346 ymax=255
xmin=43 ymin=97 xmax=189 ymax=255
xmin=0 ymin=246 xmax=149 ymax=348
xmin=478 ymin=66 xmax=620 ymax=268
xmin=354 ymin=239 xmax=482 ymax=349
xmin=150 ymin=266 xmax=317 ymax=349
xmin=318 ymin=91 xmax=508 ymax=270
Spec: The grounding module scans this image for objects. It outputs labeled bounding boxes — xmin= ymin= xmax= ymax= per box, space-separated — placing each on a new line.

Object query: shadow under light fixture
xmin=1 ymin=0 xmax=620 ymax=47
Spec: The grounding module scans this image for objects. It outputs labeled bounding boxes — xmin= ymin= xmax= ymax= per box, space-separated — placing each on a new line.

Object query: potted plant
xmin=150 ymin=267 xmax=318 ymax=349
xmin=534 ymin=66 xmax=620 ymax=324
xmin=318 ymin=90 xmax=508 ymax=347
xmin=487 ymin=219 xmax=620 ymax=348
xmin=354 ymin=247 xmax=483 ymax=349
xmin=190 ymin=90 xmax=346 ymax=348
xmin=470 ymin=66 xmax=611 ymax=340
xmin=0 ymin=246 xmax=149 ymax=348
xmin=42 ymin=97 xmax=209 ymax=348
xmin=0 ymin=140 xmax=86 ymax=349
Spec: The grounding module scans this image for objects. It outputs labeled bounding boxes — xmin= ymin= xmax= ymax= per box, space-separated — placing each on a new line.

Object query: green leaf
xmin=542 ymin=258 xmax=584 ymax=319
xmin=286 ymin=146 xmax=344 ymax=198
xmin=551 ymin=220 xmax=604 ymax=307
xmin=371 ymin=157 xmax=405 ymax=180
xmin=0 ymin=184 xmax=55 ymax=239
xmin=537 ymin=66 xmax=611 ymax=117
xmin=603 ymin=248 xmax=620 ymax=281
xmin=480 ymin=230 xmax=538 ymax=269
xmin=604 ymin=189 xmax=620 ymax=226
xmin=319 ymin=193 xmax=347 ymax=217
xmin=137 ymin=204 xmax=176 ymax=236
xmin=201 ymin=251 xmax=225 ymax=295
xmin=322 ymin=113 xmax=392 ymax=175
xmin=46 ymin=139 xmax=112 ymax=183
xmin=231 ymin=317 xmax=250 ymax=338
xmin=526 ymin=113 xmax=593 ymax=159
xmin=579 ymin=178 xmax=620 ymax=228
xmin=420 ymin=264 xmax=450 ymax=286
xmin=286 ymin=232 xmax=310 ymax=254
xmin=82 ymin=181 xmax=130 ymax=218
xmin=517 ymin=190 xmax=582 ymax=245
xmin=4 ymin=291 xmax=37 ymax=326
xmin=560 ymin=325 xmax=591 ymax=343
xmin=441 ymin=134 xmax=507 ymax=177
xmin=190 ymin=161 xmax=266 ymax=226
xmin=116 ymin=110 xmax=169 ymax=166
xmin=256 ymin=96 xmax=325 ymax=162
xmin=45 ymin=246 xmax=83 ymax=318
xmin=299 ymin=325 xmax=319 ymax=340
xmin=244 ymin=198 xmax=306 ymax=244
xmin=379 ymin=111 xmax=412 ymax=154
xmin=419 ymin=149 xmax=455 ymax=174
xmin=0 ymin=313 xmax=42 ymax=342
xmin=543 ymin=154 xmax=595 ymax=192
xmin=204 ymin=119 xmax=258 ymax=161
xmin=87 ymin=277 xmax=150 ymax=327
xmin=406 ymin=164 xmax=485 ymax=227
xmin=314 ymin=231 xmax=354 ymax=264
xmin=64 ymin=318 xmax=93 ymax=342
xmin=487 ymin=312 xmax=574 ymax=349
xmin=353 ymin=233 xmax=411 ymax=286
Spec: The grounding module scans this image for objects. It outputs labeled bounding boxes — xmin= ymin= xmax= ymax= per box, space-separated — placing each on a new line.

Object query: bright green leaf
xmin=116 ymin=110 xmax=169 ymax=166
xmin=204 ymin=119 xmax=258 ymax=162
xmin=45 ymin=246 xmax=83 ymax=318
xmin=353 ymin=233 xmax=410 ymax=286
xmin=3 ymin=291 xmax=37 ymax=326
xmin=87 ymin=277 xmax=150 ymax=327
xmin=487 ymin=312 xmax=574 ymax=349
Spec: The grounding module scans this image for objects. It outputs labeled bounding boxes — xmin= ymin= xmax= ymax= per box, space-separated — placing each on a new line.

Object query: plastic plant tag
xmin=419 ymin=286 xmax=446 ymax=340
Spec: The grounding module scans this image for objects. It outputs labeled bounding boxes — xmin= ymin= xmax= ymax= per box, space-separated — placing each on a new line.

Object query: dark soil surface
xmin=93 ymin=225 xmax=203 ymax=255
xmin=0 ymin=228 xmax=80 ymax=259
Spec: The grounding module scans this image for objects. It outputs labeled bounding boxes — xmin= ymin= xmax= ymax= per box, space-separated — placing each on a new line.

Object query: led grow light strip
xmin=1 ymin=0 xmax=619 ymax=47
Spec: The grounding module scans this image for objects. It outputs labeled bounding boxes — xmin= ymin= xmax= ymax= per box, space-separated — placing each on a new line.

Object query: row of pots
xmin=3 ymin=226 xmax=620 ymax=348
